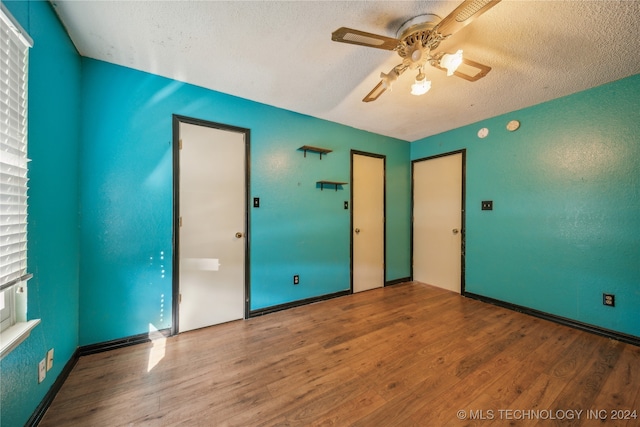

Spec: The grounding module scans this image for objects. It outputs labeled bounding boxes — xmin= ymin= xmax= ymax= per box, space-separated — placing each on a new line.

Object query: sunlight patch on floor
xmin=147 ymin=323 xmax=166 ymax=372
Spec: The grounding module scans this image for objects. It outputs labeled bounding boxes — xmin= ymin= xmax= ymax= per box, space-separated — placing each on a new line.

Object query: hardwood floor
xmin=40 ymin=282 xmax=639 ymax=426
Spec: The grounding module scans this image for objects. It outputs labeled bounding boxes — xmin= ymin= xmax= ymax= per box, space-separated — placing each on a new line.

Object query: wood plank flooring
xmin=40 ymin=282 xmax=639 ymax=426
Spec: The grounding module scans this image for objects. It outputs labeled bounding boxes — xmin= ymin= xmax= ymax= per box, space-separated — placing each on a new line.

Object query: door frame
xmin=410 ymin=149 xmax=466 ymax=294
xmin=350 ymin=150 xmax=386 ymax=293
xmin=171 ymin=114 xmax=251 ymax=336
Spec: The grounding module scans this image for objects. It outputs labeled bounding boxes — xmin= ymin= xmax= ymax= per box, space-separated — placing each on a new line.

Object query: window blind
xmin=0 ymin=6 xmax=32 ymax=293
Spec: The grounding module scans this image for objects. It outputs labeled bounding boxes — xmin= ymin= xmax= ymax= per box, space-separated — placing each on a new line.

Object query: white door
xmin=413 ymin=151 xmax=463 ymax=293
xmin=178 ymin=122 xmax=246 ymax=332
xmin=352 ymin=152 xmax=385 ymax=293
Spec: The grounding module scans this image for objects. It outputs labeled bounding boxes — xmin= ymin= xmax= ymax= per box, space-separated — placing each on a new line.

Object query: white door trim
xmin=171 ymin=115 xmax=250 ymax=335
xmin=411 ymin=149 xmax=466 ymax=293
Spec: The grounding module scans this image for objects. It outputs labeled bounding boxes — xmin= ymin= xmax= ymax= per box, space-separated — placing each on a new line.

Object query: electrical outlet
xmin=38 ymin=359 xmax=46 ymax=383
xmin=603 ymin=293 xmax=615 ymax=307
xmin=293 ymin=275 xmax=299 ymax=285
xmin=481 ymin=200 xmax=493 ymax=210
xmin=46 ymin=348 xmax=54 ymax=371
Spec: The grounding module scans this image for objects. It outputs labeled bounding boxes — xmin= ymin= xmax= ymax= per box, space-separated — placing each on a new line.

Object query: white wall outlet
xmin=38 ymin=359 xmax=46 ymax=383
xmin=46 ymin=348 xmax=54 ymax=371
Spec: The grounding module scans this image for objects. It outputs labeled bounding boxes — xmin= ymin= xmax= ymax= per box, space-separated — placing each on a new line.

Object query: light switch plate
xmin=481 ymin=201 xmax=493 ymax=210
xmin=38 ymin=359 xmax=46 ymax=383
xmin=46 ymin=348 xmax=54 ymax=371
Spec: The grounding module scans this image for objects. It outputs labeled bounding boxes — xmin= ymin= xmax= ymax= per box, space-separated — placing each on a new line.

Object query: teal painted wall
xmin=79 ymin=58 xmax=411 ymax=345
xmin=0 ymin=1 xmax=81 ymax=425
xmin=411 ymin=74 xmax=640 ymax=338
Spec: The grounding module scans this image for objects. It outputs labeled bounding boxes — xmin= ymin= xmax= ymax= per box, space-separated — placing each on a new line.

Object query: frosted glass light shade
xmin=411 ymin=78 xmax=431 ymax=95
xmin=380 ymin=70 xmax=398 ymax=90
xmin=411 ymin=69 xmax=431 ymax=95
xmin=441 ymin=50 xmax=463 ymax=76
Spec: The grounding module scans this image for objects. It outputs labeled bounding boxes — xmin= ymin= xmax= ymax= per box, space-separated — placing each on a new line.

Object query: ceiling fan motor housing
xmin=396 ymin=14 xmax=444 ymax=69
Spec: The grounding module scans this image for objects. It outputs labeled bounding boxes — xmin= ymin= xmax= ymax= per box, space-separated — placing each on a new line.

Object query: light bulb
xmin=441 ymin=49 xmax=463 ymax=76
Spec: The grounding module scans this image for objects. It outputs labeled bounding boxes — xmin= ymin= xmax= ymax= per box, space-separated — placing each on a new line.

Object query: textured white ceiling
xmin=51 ymin=0 xmax=640 ymax=142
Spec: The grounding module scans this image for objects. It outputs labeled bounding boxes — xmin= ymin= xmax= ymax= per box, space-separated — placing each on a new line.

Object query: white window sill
xmin=0 ymin=319 xmax=40 ymax=360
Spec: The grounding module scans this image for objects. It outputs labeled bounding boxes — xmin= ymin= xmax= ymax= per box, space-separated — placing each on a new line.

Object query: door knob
xmin=452 ymin=228 xmax=459 ymax=235
xmin=355 ymin=228 xmax=360 ymax=234
xmin=235 ymin=232 xmax=244 ymax=238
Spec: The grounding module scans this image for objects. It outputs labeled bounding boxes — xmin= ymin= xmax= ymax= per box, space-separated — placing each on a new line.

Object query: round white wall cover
xmin=507 ymin=120 xmax=521 ymax=131
xmin=477 ymin=127 xmax=489 ymax=138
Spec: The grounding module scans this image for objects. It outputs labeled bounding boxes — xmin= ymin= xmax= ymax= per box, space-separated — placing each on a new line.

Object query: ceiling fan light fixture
xmin=411 ymin=80 xmax=431 ymax=95
xmin=411 ymin=69 xmax=431 ymax=96
xmin=440 ymin=49 xmax=464 ymax=76
xmin=380 ymin=69 xmax=398 ymax=90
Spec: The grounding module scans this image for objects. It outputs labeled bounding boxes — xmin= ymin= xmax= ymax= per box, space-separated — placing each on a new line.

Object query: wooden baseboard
xmin=464 ymin=292 xmax=640 ymax=347
xmin=249 ymin=290 xmax=351 ymax=317
xmin=26 ymin=349 xmax=79 ymax=427
xmin=249 ymin=278 xmax=412 ymax=317
xmin=77 ymin=328 xmax=171 ymax=357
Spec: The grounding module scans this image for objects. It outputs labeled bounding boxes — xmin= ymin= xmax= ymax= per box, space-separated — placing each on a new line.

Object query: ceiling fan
xmin=331 ymin=0 xmax=501 ymax=102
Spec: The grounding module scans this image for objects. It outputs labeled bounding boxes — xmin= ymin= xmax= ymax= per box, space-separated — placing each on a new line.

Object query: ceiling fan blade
xmin=431 ymin=57 xmax=492 ymax=81
xmin=332 ymin=27 xmax=401 ymax=51
xmin=363 ymin=81 xmax=387 ymax=102
xmin=434 ymin=0 xmax=501 ymax=37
